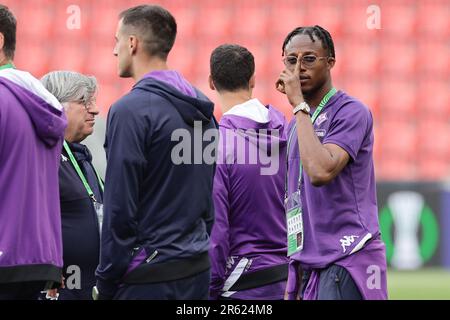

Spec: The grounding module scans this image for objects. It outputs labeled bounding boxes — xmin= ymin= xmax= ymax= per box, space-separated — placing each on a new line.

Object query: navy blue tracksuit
xmin=95 ymin=75 xmax=217 ymax=299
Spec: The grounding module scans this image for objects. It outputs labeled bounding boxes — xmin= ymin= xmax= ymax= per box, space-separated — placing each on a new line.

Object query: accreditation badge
xmin=285 ymin=190 xmax=304 ymax=256
xmin=93 ymin=201 xmax=104 ymax=234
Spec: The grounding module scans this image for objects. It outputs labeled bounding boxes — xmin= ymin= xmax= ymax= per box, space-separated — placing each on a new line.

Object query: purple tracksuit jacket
xmin=210 ymin=100 xmax=288 ymax=300
xmin=0 ymin=68 xmax=66 ymax=284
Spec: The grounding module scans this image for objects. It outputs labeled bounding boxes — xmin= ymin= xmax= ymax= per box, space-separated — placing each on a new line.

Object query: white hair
xmin=41 ymin=71 xmax=97 ymax=107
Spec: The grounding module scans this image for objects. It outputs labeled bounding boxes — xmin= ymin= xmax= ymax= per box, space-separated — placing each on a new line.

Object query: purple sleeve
xmin=322 ymin=102 xmax=372 ymax=161
xmin=209 ymin=162 xmax=231 ymax=300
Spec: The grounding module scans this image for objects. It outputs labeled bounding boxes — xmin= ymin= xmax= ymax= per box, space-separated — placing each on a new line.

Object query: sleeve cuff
xmin=96 ymin=278 xmax=118 ymax=299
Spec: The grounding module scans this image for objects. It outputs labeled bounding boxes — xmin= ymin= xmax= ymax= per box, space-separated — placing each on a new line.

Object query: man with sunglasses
xmin=276 ymin=26 xmax=387 ymax=300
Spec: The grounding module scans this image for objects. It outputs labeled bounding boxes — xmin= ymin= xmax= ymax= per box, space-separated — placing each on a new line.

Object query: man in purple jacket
xmin=276 ymin=26 xmax=387 ymax=300
xmin=0 ymin=5 xmax=67 ymax=300
xmin=208 ymin=44 xmax=289 ymax=300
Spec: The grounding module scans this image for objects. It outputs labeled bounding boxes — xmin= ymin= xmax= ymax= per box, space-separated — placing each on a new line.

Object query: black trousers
xmin=0 ymin=281 xmax=46 ymax=300
xmin=302 ymin=264 xmax=363 ymax=300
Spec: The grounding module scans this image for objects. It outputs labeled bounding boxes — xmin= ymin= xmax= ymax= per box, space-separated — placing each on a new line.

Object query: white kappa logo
xmin=340 ymin=235 xmax=359 ymax=253
xmin=316 ymin=112 xmax=328 ymax=126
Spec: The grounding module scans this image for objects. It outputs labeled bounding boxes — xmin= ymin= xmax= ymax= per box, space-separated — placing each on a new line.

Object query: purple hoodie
xmin=210 ymin=101 xmax=288 ymax=300
xmin=0 ymin=69 xmax=66 ymax=284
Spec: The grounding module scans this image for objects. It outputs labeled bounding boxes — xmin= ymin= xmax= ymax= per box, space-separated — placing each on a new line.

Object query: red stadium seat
xmin=379 ymin=79 xmax=417 ymax=121
xmin=195 ymin=6 xmax=233 ymax=39
xmin=267 ymin=4 xmax=307 ymax=38
xmin=380 ymin=41 xmax=416 ymax=78
xmin=168 ymin=6 xmax=196 ymax=39
xmin=417 ymin=2 xmax=450 ymax=39
xmin=95 ymin=82 xmax=122 ymax=115
xmin=417 ymin=156 xmax=450 ymax=181
xmin=90 ymin=1 xmax=122 ymax=39
xmin=85 ymin=44 xmax=117 ymax=78
xmin=375 ymin=156 xmax=417 ymax=181
xmin=417 ymin=120 xmax=450 ymax=159
xmin=377 ymin=120 xmax=417 ymax=160
xmin=17 ymin=1 xmax=53 ymax=38
xmin=169 ymin=41 xmax=196 ymax=77
xmin=382 ymin=3 xmax=417 ymax=38
xmin=417 ymin=41 xmax=450 ymax=75
xmin=341 ymin=41 xmax=379 ymax=76
xmin=49 ymin=42 xmax=88 ymax=73
xmin=231 ymin=5 xmax=269 ymax=39
xmin=417 ymin=79 xmax=450 ymax=119
xmin=190 ymin=42 xmax=221 ymax=80
xmin=14 ymin=41 xmax=49 ymax=77
xmin=301 ymin=2 xmax=343 ymax=37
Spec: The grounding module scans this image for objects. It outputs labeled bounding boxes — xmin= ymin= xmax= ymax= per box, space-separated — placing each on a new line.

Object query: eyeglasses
xmin=81 ymin=99 xmax=96 ymax=111
xmin=282 ymin=54 xmax=330 ymax=68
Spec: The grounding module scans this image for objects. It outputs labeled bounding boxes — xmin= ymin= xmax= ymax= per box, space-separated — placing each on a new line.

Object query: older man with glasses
xmin=41 ymin=71 xmax=103 ymax=300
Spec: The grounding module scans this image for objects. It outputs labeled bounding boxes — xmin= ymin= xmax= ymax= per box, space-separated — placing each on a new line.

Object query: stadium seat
xmin=375 ymin=156 xmax=417 ymax=181
xmin=302 ymin=2 xmax=343 ymax=37
xmin=380 ymin=41 xmax=416 ymax=78
xmin=341 ymin=41 xmax=379 ymax=76
xmin=49 ymin=42 xmax=88 ymax=73
xmin=85 ymin=44 xmax=117 ymax=78
xmin=267 ymin=4 xmax=307 ymax=38
xmin=16 ymin=1 xmax=53 ymax=38
xmin=168 ymin=41 xmax=196 ymax=77
xmin=195 ymin=6 xmax=233 ymax=39
xmin=190 ymin=42 xmax=222 ymax=80
xmin=417 ymin=79 xmax=450 ymax=119
xmin=168 ymin=6 xmax=196 ymax=39
xmin=417 ymin=2 xmax=450 ymax=39
xmin=417 ymin=41 xmax=450 ymax=75
xmin=14 ymin=41 xmax=49 ymax=77
xmin=95 ymin=82 xmax=122 ymax=115
xmin=417 ymin=120 xmax=450 ymax=159
xmin=90 ymin=0 xmax=122 ymax=38
xmin=377 ymin=120 xmax=417 ymax=160
xmin=382 ymin=3 xmax=417 ymax=38
xmin=231 ymin=5 xmax=269 ymax=39
xmin=379 ymin=79 xmax=417 ymax=121
xmin=417 ymin=156 xmax=450 ymax=181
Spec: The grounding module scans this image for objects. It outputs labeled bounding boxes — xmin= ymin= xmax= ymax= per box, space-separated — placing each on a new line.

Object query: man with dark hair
xmin=0 ymin=5 xmax=67 ymax=299
xmin=276 ymin=26 xmax=387 ymax=300
xmin=94 ymin=5 xmax=217 ymax=300
xmin=208 ymin=44 xmax=288 ymax=300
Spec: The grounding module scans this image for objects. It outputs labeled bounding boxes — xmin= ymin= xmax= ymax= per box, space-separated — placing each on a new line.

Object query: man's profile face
xmin=283 ymin=34 xmax=334 ymax=96
xmin=113 ymin=19 xmax=132 ymax=78
xmin=64 ymin=97 xmax=99 ymax=143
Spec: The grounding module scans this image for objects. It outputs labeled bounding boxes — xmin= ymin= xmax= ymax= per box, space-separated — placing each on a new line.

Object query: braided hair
xmin=281 ymin=25 xmax=335 ymax=58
